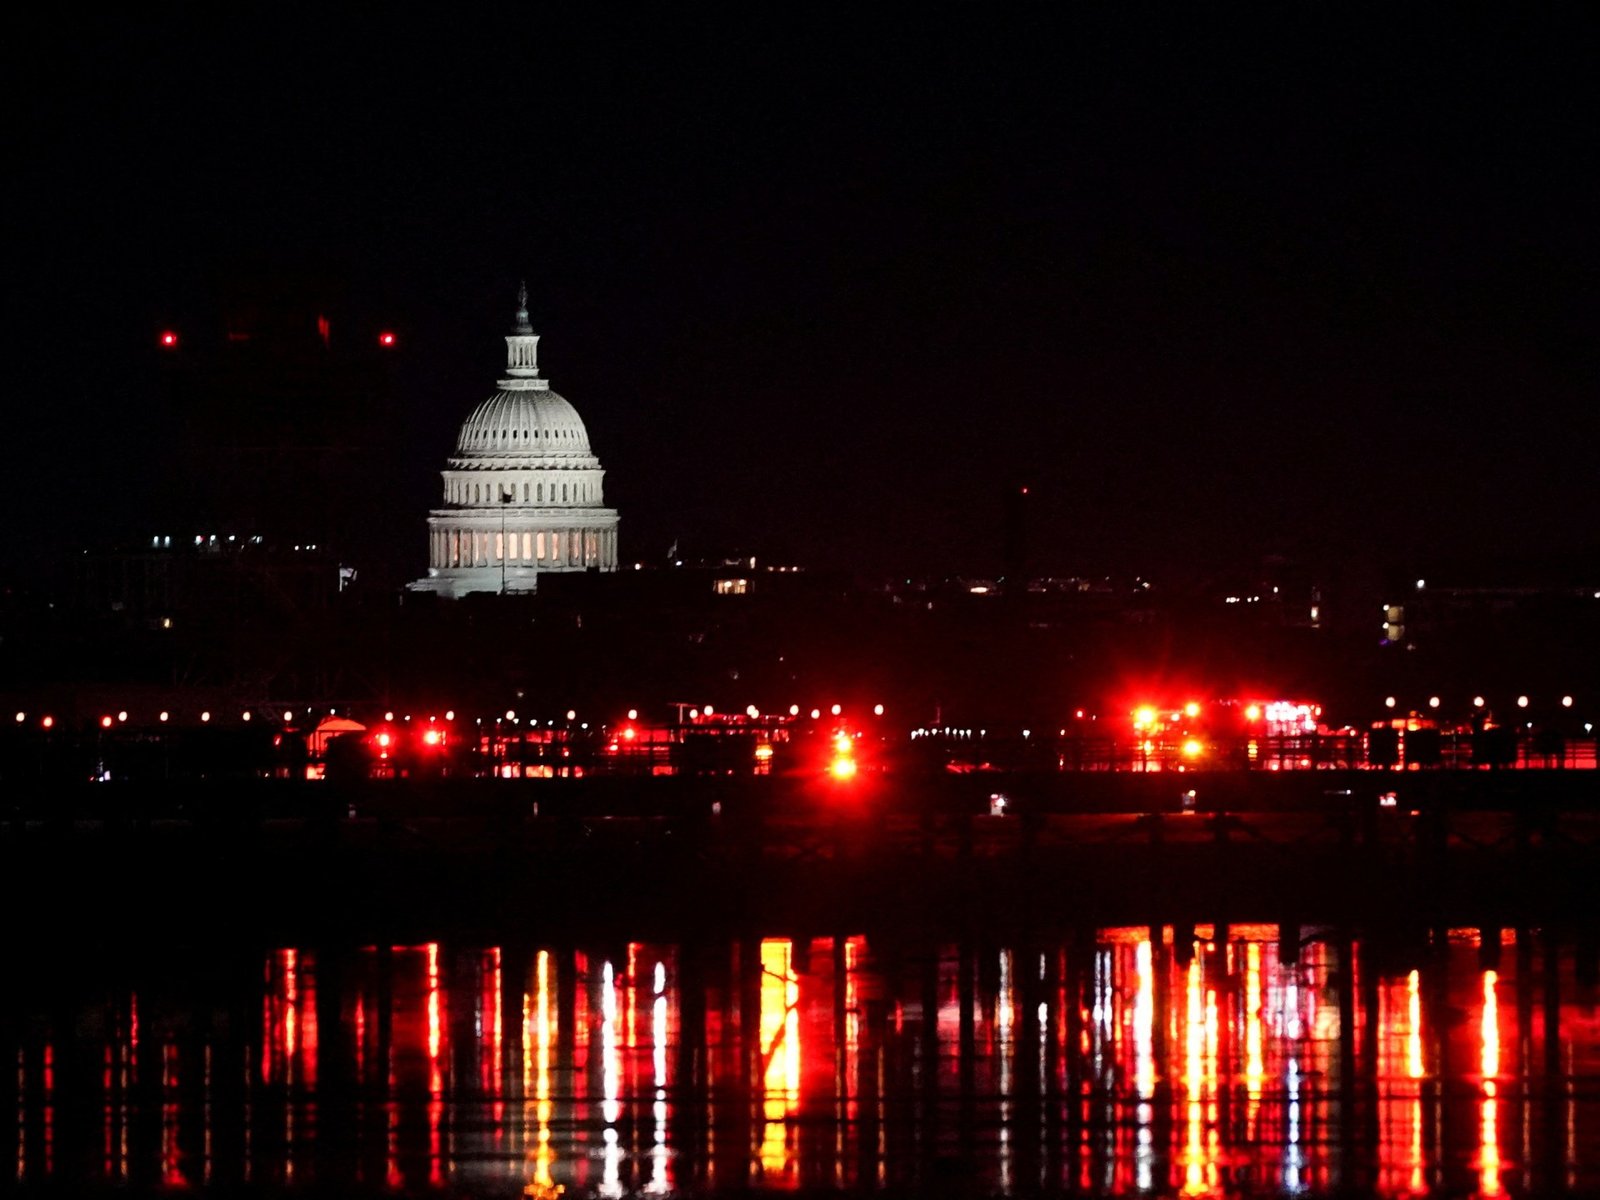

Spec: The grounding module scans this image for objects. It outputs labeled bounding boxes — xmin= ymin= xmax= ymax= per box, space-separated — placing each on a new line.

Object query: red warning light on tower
xmin=378 ymin=331 xmax=397 ymax=348
xmin=159 ymin=331 xmax=179 ymax=349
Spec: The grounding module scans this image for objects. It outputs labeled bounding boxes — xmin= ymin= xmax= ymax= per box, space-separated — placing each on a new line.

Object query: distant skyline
xmin=7 ymin=10 xmax=1597 ymax=585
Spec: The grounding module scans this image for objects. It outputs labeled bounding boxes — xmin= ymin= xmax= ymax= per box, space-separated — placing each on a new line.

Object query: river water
xmin=10 ymin=926 xmax=1599 ymax=1196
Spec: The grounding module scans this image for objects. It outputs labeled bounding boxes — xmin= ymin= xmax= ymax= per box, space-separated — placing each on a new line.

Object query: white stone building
xmin=409 ymin=287 xmax=619 ymax=597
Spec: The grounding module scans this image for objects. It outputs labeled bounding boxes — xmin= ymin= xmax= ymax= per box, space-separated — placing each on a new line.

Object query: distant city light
xmin=100 ymin=715 xmax=113 ymax=728
xmin=704 ymin=705 xmax=714 ymax=716
xmin=566 ymin=709 xmax=577 ymax=721
xmin=1428 ymin=696 xmax=1440 ymax=709
xmin=41 ymin=716 xmax=53 ymax=729
xmin=873 ymin=703 xmax=884 ymax=716
xmin=385 ymin=711 xmax=395 ymax=722
xmin=829 ymin=755 xmax=857 ymax=780
xmin=379 ymin=331 xmax=397 ymax=347
xmin=159 ymin=711 xmax=169 ymax=722
xmin=505 ymin=710 xmax=516 ymax=721
xmin=283 ymin=710 xmax=294 ymax=722
xmin=789 ymin=704 xmax=800 ymax=716
xmin=1416 ymin=579 xmax=1425 ymax=590
xmin=12 ymin=712 xmax=22 ymax=723
xmin=159 ymin=330 xmax=178 ymax=348
xmin=1181 ymin=739 xmax=1203 ymax=758
xmin=1183 ymin=701 xmax=1200 ymax=718
xmin=242 ymin=711 xmax=251 ymax=721
xmin=746 ymin=704 xmax=760 ymax=718
xmin=423 ymin=729 xmax=442 ymax=746
xmin=1244 ymin=704 xmax=1261 ymax=722
xmin=1473 ymin=696 xmax=1485 ymax=708
xmin=200 ymin=711 xmax=211 ymax=722
xmin=376 ymin=732 xmax=392 ymax=748
xmin=689 ymin=708 xmax=699 ymax=720
xmin=444 ymin=710 xmax=455 ymax=721
xmin=627 ymin=708 xmax=638 ymax=720
xmin=117 ymin=710 xmax=128 ymax=722
xmin=830 ymin=704 xmax=842 ymax=716
xmin=1384 ymin=696 xmax=1396 ymax=709
xmin=1516 ymin=696 xmax=1529 ymax=709
xmin=810 ymin=708 xmax=821 ymax=719
xmin=1562 ymin=695 xmax=1574 ymax=708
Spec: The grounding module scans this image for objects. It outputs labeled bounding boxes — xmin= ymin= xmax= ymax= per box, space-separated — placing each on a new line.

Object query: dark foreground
xmin=7 ymin=775 xmax=1600 ymax=1198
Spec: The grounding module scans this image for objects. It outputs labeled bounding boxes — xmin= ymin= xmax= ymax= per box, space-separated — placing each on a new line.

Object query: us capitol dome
xmin=409 ymin=285 xmax=619 ymax=597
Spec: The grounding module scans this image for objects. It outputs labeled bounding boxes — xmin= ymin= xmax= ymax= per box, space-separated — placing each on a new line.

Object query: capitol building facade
xmin=409 ymin=288 xmax=619 ymax=597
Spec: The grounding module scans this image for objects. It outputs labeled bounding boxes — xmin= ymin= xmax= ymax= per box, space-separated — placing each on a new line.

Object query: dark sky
xmin=6 ymin=10 xmax=1597 ymax=584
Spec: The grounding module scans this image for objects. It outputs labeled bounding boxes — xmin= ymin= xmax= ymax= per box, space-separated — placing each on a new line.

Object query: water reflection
xmin=10 ymin=927 xmax=1600 ymax=1195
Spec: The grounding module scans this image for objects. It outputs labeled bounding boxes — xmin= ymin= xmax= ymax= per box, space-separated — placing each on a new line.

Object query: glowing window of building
xmin=507 ymin=532 xmax=518 ymax=562
xmin=714 ymin=578 xmax=750 ymax=596
xmin=536 ymin=531 xmax=546 ymax=560
xmin=551 ymin=532 xmax=561 ymax=561
xmin=522 ymin=532 xmax=532 ymax=561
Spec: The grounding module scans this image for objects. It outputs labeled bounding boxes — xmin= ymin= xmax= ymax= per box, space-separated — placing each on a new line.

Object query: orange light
xmin=159 ymin=330 xmax=178 ymax=348
xmin=1133 ymin=705 xmax=1157 ymax=730
xmin=1183 ymin=701 xmax=1200 ymax=718
xmin=378 ymin=331 xmax=396 ymax=347
xmin=754 ymin=743 xmax=774 ymax=762
xmin=100 ymin=715 xmax=113 ymax=728
xmin=422 ymin=729 xmax=442 ymax=747
xmin=1182 ymin=738 xmax=1203 ymax=758
xmin=622 ymin=726 xmax=636 ymax=741
xmin=833 ymin=732 xmax=853 ymax=754
xmin=41 ymin=715 xmax=54 ymax=729
xmin=829 ymin=755 xmax=858 ymax=780
xmin=1244 ymin=704 xmax=1261 ymax=722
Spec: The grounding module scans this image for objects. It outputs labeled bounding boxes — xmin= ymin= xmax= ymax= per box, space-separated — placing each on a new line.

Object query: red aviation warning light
xmin=378 ymin=331 xmax=397 ymax=347
xmin=159 ymin=330 xmax=179 ymax=348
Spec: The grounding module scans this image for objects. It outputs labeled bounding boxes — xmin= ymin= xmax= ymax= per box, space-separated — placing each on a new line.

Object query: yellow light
xmin=834 ymin=732 xmax=853 ymax=754
xmin=829 ymin=755 xmax=857 ymax=780
xmin=1183 ymin=701 xmax=1200 ymax=718
xmin=754 ymin=743 xmax=774 ymax=761
xmin=422 ymin=729 xmax=442 ymax=746
xmin=377 ymin=732 xmax=392 ymax=748
xmin=1244 ymin=704 xmax=1261 ymax=721
xmin=1182 ymin=739 xmax=1203 ymax=758
xmin=622 ymin=726 xmax=636 ymax=741
xmin=1134 ymin=705 xmax=1157 ymax=730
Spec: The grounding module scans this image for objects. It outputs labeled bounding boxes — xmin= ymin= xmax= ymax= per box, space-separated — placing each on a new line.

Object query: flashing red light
xmin=376 ymin=732 xmax=393 ymax=748
xmin=159 ymin=330 xmax=178 ymax=348
xmin=422 ymin=729 xmax=442 ymax=747
xmin=41 ymin=715 xmax=54 ymax=729
xmin=378 ymin=331 xmax=397 ymax=347
xmin=829 ymin=754 xmax=858 ymax=780
xmin=100 ymin=715 xmax=114 ymax=728
xmin=622 ymin=726 xmax=637 ymax=741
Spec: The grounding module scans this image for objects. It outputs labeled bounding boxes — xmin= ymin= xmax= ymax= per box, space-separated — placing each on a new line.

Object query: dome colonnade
xmin=410 ymin=286 xmax=619 ymax=597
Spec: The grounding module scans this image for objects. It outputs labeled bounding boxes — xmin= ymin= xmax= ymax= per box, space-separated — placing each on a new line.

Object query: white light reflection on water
xmin=14 ymin=930 xmax=1600 ymax=1196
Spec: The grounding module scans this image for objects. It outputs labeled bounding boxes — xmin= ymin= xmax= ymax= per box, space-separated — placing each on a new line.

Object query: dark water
xmin=10 ymin=927 xmax=1600 ymax=1196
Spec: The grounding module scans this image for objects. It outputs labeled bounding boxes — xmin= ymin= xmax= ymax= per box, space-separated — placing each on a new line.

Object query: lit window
xmin=522 ymin=531 xmax=532 ymax=560
xmin=551 ymin=532 xmax=561 ymax=560
xmin=537 ymin=531 xmax=546 ymax=560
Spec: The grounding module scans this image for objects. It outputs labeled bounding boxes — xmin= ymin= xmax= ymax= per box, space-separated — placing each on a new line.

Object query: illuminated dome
xmin=409 ymin=284 xmax=620 ymax=597
xmin=453 ymin=388 xmax=593 ymax=457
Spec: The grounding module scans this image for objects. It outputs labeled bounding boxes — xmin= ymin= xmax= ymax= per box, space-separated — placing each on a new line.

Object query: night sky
xmin=7 ymin=10 xmax=1597 ymax=586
